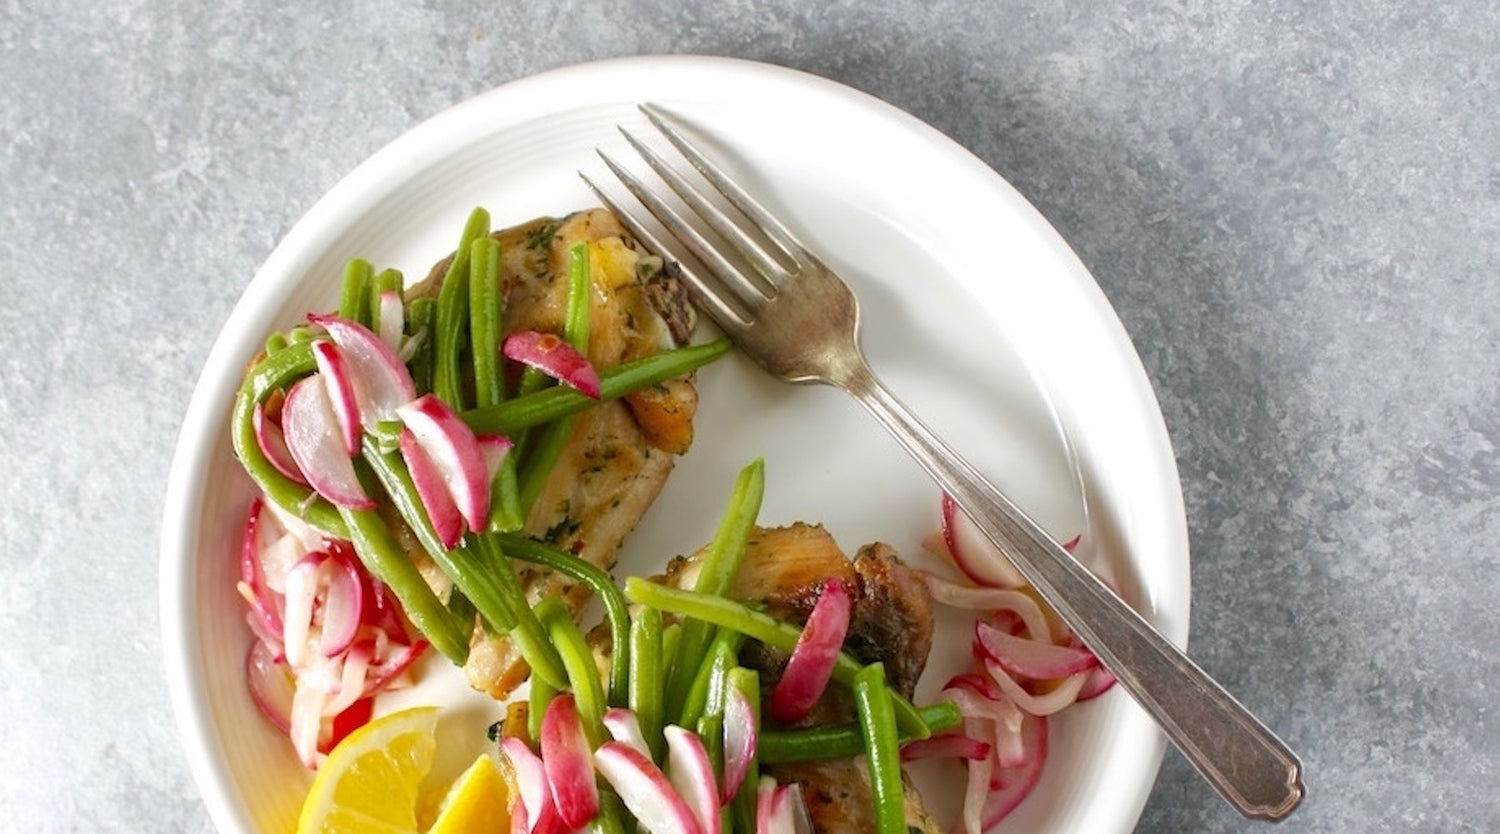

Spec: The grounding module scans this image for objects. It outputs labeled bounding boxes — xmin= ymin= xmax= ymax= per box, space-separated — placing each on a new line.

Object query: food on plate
xmin=228 ymin=206 xmax=1118 ymax=833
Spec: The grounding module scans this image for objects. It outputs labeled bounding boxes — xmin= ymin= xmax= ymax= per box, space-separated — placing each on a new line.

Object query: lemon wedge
xmin=426 ymin=753 xmax=512 ymax=834
xmin=296 ymin=706 xmax=439 ymax=834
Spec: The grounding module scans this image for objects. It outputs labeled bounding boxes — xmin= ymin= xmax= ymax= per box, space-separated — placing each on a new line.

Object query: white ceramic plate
xmin=161 ymin=55 xmax=1190 ymax=834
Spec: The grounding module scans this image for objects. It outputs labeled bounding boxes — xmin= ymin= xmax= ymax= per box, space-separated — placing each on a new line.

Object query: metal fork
xmin=584 ymin=103 xmax=1304 ymax=821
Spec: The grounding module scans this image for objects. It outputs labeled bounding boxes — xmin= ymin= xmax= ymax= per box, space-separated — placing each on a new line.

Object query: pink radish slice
xmin=974 ymin=619 xmax=1098 ymax=680
xmin=603 ymin=707 xmax=652 ymax=758
xmin=768 ymin=578 xmax=851 ymax=724
xmin=594 ymin=742 xmax=703 ymax=834
xmin=755 ymin=778 xmax=812 ymax=834
xmin=978 ymin=709 xmax=1047 ymax=827
xmin=252 ymin=401 xmax=308 ymax=485
xmin=245 ymin=640 xmax=294 ymax=735
xmin=398 ymin=428 xmax=465 ymax=549
xmin=721 ymin=687 xmax=758 ymax=802
xmin=665 ymin=726 xmax=721 ymax=834
xmin=982 ymin=658 xmax=1090 ymax=717
xmin=1076 ymin=664 xmax=1117 ymax=701
xmin=541 ymin=694 xmax=599 ymax=829
xmin=942 ymin=493 xmax=1028 ymax=589
xmin=396 ymin=394 xmax=490 ymax=533
xmin=308 ymin=313 xmax=417 ymax=429
xmin=501 ymin=736 xmax=554 ymax=834
xmin=503 ymin=330 xmax=601 ymax=399
xmin=310 ymin=340 xmax=361 ymax=455
xmin=375 ymin=290 xmax=404 ymax=355
xmin=899 ymin=732 xmax=991 ymax=763
xmin=238 ymin=498 xmax=283 ymax=635
xmin=280 ymin=376 xmax=375 ymax=509
xmin=316 ymin=549 xmax=364 ymax=658
xmin=361 ymin=639 xmax=427 ymax=696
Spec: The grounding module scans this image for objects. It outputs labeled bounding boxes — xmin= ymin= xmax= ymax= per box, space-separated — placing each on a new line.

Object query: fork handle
xmin=840 ymin=363 xmax=1304 ymax=821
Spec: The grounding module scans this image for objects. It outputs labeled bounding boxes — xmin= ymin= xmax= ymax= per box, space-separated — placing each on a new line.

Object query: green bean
xmin=667 ymin=459 xmax=763 ymax=715
xmin=335 ymin=501 xmax=469 ymax=663
xmin=564 ymin=241 xmax=591 ymax=352
xmin=462 ymin=338 xmax=732 ymax=436
xmin=494 ymin=532 xmax=632 ymax=706
xmin=469 ymin=235 xmax=504 ymax=409
xmin=854 ymin=663 xmax=906 ymax=834
xmin=339 ymin=258 xmax=373 ymax=327
xmin=487 ymin=452 xmax=525 ymax=533
xmin=433 ymin=207 xmax=490 ymax=408
xmin=405 ymin=297 xmax=436 ymax=396
xmin=677 ymin=629 xmax=744 ymax=731
xmin=264 ymin=331 xmax=289 ymax=355
xmin=623 ymin=578 xmax=930 ymax=739
xmin=757 ymin=701 xmax=962 ymax=763
xmin=536 ymin=596 xmax=607 ymax=748
xmin=473 ymin=535 xmax=568 ymax=691
xmin=628 ymin=606 xmax=665 ymax=760
xmin=528 ymin=656 xmax=560 ymax=744
xmin=359 ymin=440 xmax=516 ymax=632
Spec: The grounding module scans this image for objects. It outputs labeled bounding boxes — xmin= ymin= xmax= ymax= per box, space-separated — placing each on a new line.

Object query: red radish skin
xmin=899 ymin=732 xmax=992 ymax=763
xmin=503 ymin=330 xmax=602 ymax=398
xmin=501 ymin=736 xmax=556 ymax=834
xmin=595 ymin=742 xmax=704 ymax=834
xmin=308 ymin=313 xmax=417 ymax=429
xmin=941 ymin=493 xmax=1028 ymax=589
xmin=768 ymin=578 xmax=852 ymax=724
xmin=541 ymin=694 xmax=600 ymax=829
xmin=310 ymin=340 xmax=361 ymax=455
xmin=279 ymin=376 xmax=375 ymax=509
xmin=973 ymin=619 xmax=1098 ymax=680
xmin=252 ymin=402 xmax=308 ymax=486
xmin=396 ymin=394 xmax=491 ymax=533
xmin=314 ymin=550 xmax=364 ymax=658
xmin=398 ymin=428 xmax=465 ymax=549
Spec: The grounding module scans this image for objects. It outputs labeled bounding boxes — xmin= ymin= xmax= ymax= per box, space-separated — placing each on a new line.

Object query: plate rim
xmin=160 ymin=53 xmax=1189 ymax=834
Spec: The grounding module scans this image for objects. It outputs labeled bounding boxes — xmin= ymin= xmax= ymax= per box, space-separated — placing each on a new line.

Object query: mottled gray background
xmin=2 ymin=0 xmax=1495 ymax=832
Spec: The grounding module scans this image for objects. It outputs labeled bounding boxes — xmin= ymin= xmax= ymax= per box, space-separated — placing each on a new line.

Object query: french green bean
xmin=854 ymin=662 xmax=906 ymax=834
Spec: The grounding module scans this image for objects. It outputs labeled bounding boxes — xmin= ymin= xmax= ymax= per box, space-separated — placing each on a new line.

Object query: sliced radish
xmin=603 ymin=707 xmax=652 ymax=758
xmin=310 ymin=339 xmax=361 ymax=455
xmin=361 ymin=638 xmax=427 ymax=696
xmin=252 ymin=401 xmax=308 ymax=485
xmin=541 ymin=694 xmax=599 ymax=829
xmin=503 ymin=330 xmax=601 ymax=399
xmin=280 ymin=376 xmax=374 ymax=509
xmin=665 ymin=726 xmax=720 ymax=834
xmin=308 ymin=313 xmax=417 ymax=429
xmin=721 ymin=687 xmax=758 ymax=802
xmin=978 ymin=709 xmax=1047 ymax=827
xmin=974 ymin=620 xmax=1098 ymax=680
xmin=398 ymin=428 xmax=464 ymax=549
xmin=899 ymin=731 xmax=991 ymax=763
xmin=501 ymin=736 xmax=555 ymax=834
xmin=479 ymin=433 xmax=514 ymax=484
xmin=245 ymin=640 xmax=293 ymax=735
xmin=594 ymin=741 xmax=703 ymax=834
xmin=981 ymin=658 xmax=1090 ymax=717
xmin=375 ymin=289 xmax=405 ymax=355
xmin=942 ymin=493 xmax=1028 ymax=589
xmin=238 ymin=498 xmax=283 ymax=636
xmin=754 ymin=777 xmax=811 ymax=834
xmin=768 ymin=578 xmax=851 ymax=725
xmin=316 ymin=549 xmax=364 ymax=658
xmin=396 ymin=394 xmax=490 ymax=533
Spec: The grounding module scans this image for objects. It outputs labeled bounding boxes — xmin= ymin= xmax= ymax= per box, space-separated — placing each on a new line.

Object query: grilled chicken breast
xmin=663 ymin=523 xmax=943 ymax=834
xmin=410 ymin=208 xmax=699 ymax=698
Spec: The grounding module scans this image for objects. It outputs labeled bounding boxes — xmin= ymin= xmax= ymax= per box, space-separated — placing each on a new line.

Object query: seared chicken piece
xmin=410 ymin=209 xmax=699 ymax=698
xmin=663 ymin=524 xmax=942 ymax=834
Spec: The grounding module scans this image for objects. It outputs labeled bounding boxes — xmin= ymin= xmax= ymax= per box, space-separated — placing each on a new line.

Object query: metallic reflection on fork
xmin=582 ymin=103 xmax=1304 ymax=821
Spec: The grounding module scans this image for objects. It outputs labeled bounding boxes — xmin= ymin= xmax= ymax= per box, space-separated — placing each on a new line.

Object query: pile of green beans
xmin=229 ymin=206 xmax=728 ymax=672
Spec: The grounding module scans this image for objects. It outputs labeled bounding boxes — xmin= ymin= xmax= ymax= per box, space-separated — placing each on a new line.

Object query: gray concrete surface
xmin=3 ymin=1 xmax=1496 ymax=831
